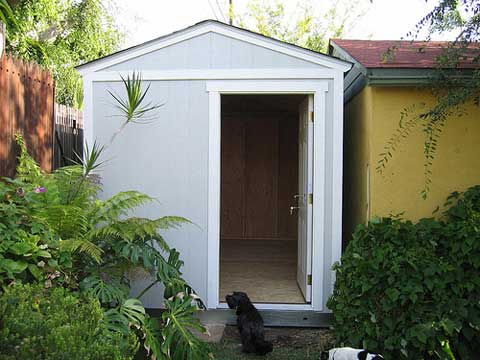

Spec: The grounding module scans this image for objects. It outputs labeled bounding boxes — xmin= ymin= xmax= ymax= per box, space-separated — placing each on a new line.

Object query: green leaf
xmin=161 ymin=295 xmax=209 ymax=359
xmin=103 ymin=308 xmax=130 ymax=335
xmin=0 ymin=259 xmax=28 ymax=274
xmin=142 ymin=316 xmax=163 ymax=359
xmin=119 ymin=298 xmax=146 ymax=326
xmin=36 ymin=250 xmax=52 ymax=258
xmin=8 ymin=242 xmax=33 ymax=255
xmin=28 ymin=264 xmax=43 ymax=280
xmin=385 ymin=288 xmax=400 ymax=302
xmin=80 ymin=274 xmax=129 ymax=305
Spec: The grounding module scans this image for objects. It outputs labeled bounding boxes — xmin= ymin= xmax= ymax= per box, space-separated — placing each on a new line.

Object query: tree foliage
xmin=4 ymin=0 xmax=123 ymax=107
xmin=377 ymin=0 xmax=480 ymax=198
xmin=235 ymin=0 xmax=368 ymax=52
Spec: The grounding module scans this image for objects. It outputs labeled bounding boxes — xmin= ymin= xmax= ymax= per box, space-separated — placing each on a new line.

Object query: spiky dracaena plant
xmin=0 ymin=0 xmax=16 ymax=30
xmin=10 ymin=73 xmax=210 ymax=359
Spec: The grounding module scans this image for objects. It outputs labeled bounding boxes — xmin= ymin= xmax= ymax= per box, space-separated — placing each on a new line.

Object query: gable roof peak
xmin=77 ymin=19 xmax=351 ymax=75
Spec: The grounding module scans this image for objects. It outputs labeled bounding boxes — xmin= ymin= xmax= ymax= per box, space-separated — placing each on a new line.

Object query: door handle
xmin=290 ymin=206 xmax=300 ymax=215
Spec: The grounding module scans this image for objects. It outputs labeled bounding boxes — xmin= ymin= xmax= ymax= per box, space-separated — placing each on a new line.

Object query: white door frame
xmin=206 ymin=80 xmax=328 ymax=311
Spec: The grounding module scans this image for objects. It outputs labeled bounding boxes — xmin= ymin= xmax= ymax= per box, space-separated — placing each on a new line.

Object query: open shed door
xmin=296 ymin=95 xmax=313 ymax=302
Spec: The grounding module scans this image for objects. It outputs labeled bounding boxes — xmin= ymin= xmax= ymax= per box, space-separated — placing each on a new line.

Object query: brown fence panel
xmin=0 ymin=55 xmax=55 ymax=178
xmin=54 ymin=103 xmax=83 ymax=169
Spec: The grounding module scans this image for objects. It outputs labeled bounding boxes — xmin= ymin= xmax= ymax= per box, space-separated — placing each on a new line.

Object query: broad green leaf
xmin=28 ymin=264 xmax=43 ymax=280
xmin=0 ymin=259 xmax=28 ymax=274
xmin=8 ymin=242 xmax=33 ymax=255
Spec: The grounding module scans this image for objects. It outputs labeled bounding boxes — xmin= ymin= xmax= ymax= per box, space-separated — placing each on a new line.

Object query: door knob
xmin=290 ymin=206 xmax=300 ymax=215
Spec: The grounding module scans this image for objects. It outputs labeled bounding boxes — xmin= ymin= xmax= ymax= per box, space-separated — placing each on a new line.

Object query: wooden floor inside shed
xmin=219 ymin=239 xmax=305 ymax=304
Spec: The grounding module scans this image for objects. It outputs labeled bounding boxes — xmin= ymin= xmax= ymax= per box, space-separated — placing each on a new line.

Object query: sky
xmin=112 ymin=0 xmax=444 ymax=49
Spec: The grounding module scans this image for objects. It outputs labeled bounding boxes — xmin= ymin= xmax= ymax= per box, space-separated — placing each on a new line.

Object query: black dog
xmin=226 ymin=291 xmax=273 ymax=355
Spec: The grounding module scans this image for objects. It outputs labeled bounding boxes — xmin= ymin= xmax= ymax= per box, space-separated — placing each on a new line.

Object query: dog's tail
xmin=254 ymin=338 xmax=273 ymax=355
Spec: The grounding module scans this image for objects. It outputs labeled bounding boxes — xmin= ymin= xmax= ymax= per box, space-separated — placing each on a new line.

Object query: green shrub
xmin=328 ymin=185 xmax=480 ymax=359
xmin=0 ymin=72 xmax=212 ymax=359
xmin=0 ymin=178 xmax=73 ymax=287
xmin=0 ymin=134 xmax=210 ymax=359
xmin=0 ymin=283 xmax=139 ymax=360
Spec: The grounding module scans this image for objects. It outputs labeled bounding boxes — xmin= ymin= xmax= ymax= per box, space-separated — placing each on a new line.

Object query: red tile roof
xmin=330 ymin=39 xmax=479 ymax=69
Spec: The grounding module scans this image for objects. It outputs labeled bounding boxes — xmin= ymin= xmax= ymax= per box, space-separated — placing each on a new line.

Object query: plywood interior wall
xmin=221 ymin=95 xmax=303 ymax=241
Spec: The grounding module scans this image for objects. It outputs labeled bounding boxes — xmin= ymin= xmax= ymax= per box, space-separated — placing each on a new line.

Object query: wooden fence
xmin=54 ymin=104 xmax=84 ymax=169
xmin=0 ymin=55 xmax=55 ymax=177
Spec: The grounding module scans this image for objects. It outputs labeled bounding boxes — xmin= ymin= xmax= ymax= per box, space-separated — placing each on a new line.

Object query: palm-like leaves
xmin=109 ymin=72 xmax=163 ymax=124
xmin=81 ymin=140 xmax=107 ymax=175
xmin=0 ymin=0 xmax=17 ymax=30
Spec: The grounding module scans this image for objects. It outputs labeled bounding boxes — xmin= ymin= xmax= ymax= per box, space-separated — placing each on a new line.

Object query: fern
xmin=91 ymin=217 xmax=188 ymax=249
xmin=15 ymin=133 xmax=43 ymax=185
xmin=60 ymin=238 xmax=104 ymax=263
xmin=91 ymin=191 xmax=155 ymax=224
xmin=36 ymin=204 xmax=89 ymax=239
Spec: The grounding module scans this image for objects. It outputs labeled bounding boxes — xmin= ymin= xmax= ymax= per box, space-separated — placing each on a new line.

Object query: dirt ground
xmin=211 ymin=325 xmax=335 ymax=359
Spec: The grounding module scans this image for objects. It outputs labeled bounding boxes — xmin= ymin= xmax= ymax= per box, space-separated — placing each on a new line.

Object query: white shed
xmin=77 ymin=20 xmax=351 ymax=326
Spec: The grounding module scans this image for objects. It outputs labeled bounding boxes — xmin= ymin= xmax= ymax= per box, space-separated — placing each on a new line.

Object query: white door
xmin=296 ymin=95 xmax=313 ymax=302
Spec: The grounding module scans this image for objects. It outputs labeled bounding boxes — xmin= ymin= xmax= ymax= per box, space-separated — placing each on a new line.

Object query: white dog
xmin=321 ymin=347 xmax=384 ymax=360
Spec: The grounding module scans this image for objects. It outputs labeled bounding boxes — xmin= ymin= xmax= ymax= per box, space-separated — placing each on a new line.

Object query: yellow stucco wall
xmin=344 ymin=86 xmax=480 ymax=240
xmin=343 ymin=87 xmax=372 ymax=244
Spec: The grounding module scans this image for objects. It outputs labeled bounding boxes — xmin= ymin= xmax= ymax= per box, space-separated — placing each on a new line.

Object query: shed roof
xmin=76 ymin=20 xmax=352 ymax=75
xmin=330 ymin=39 xmax=479 ymax=69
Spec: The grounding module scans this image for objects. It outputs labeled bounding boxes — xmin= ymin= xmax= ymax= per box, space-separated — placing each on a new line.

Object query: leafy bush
xmin=0 ymin=283 xmax=138 ymax=360
xmin=328 ymin=185 xmax=480 ymax=359
xmin=0 ymin=73 xmax=211 ymax=359
xmin=0 ymin=135 xmax=210 ymax=359
xmin=0 ymin=135 xmax=73 ymax=286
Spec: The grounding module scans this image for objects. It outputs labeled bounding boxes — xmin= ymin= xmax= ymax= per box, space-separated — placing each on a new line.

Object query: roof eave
xmin=344 ymin=67 xmax=475 ymax=103
xmin=367 ymin=67 xmax=475 ymax=85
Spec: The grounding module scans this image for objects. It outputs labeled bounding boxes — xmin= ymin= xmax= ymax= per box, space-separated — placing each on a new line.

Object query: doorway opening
xmin=219 ymin=94 xmax=312 ymax=304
